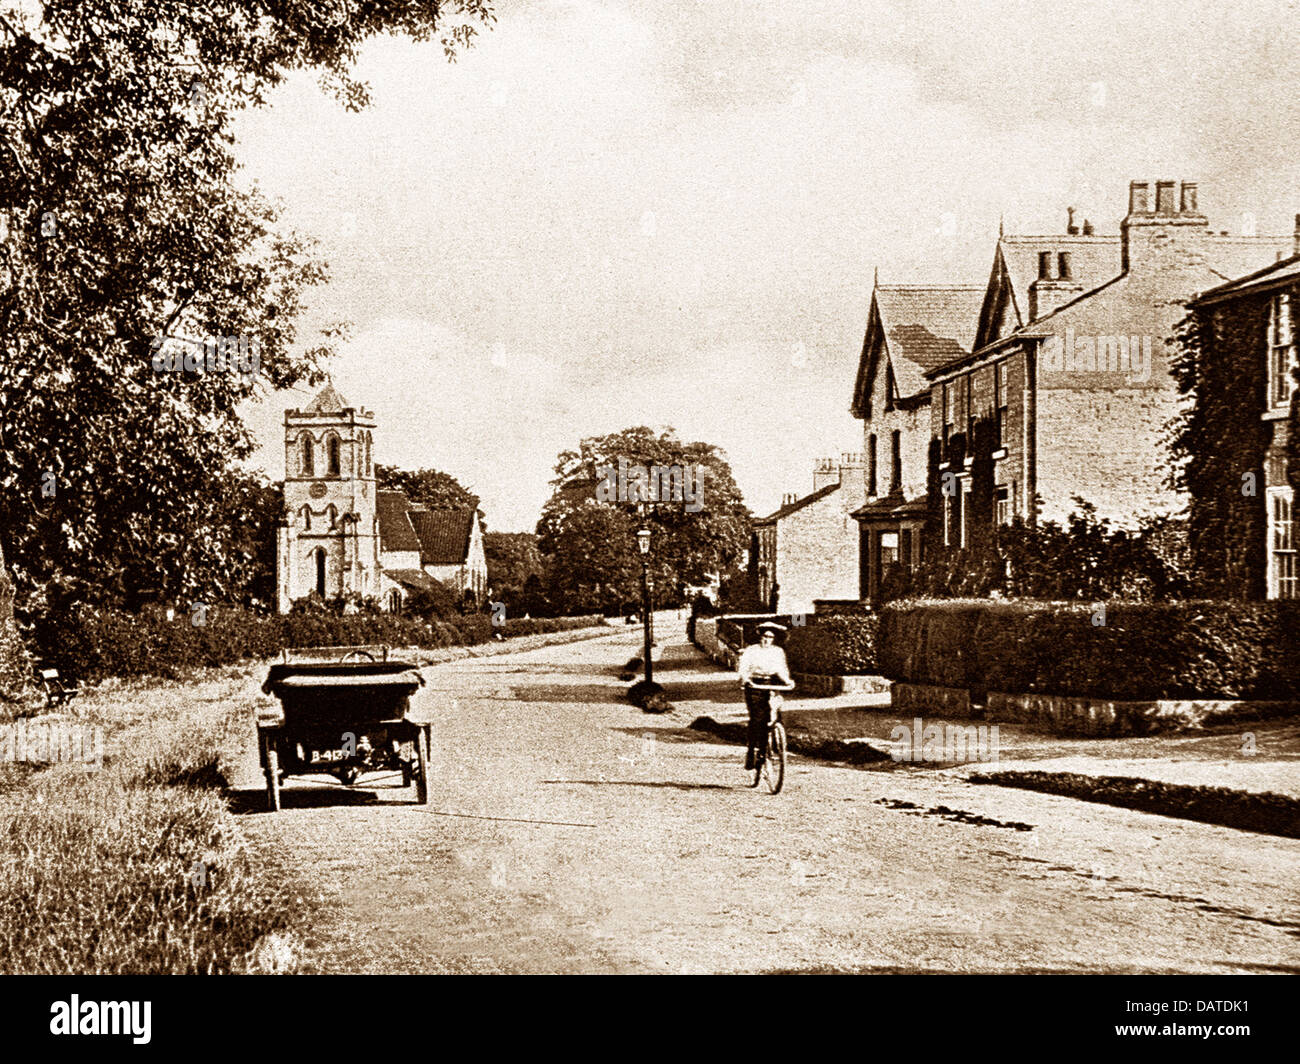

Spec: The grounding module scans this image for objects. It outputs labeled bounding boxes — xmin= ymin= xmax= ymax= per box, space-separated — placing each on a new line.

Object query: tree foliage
xmin=0 ymin=1 xmax=494 ymax=612
xmin=536 ymin=427 xmax=751 ymax=613
xmin=375 ymin=464 xmax=479 ymax=514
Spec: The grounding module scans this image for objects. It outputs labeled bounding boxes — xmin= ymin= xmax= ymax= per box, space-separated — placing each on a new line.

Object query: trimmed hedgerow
xmin=785 ymin=615 xmax=880 ymax=676
xmin=878 ymin=598 xmax=1300 ymax=701
xmin=28 ymin=605 xmax=605 ymax=685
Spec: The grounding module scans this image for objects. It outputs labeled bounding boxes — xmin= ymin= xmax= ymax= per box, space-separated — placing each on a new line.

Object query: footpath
xmin=666 ymin=632 xmax=1300 ymax=838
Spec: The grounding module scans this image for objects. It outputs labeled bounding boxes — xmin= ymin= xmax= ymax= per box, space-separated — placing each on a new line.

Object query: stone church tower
xmin=276 ymin=383 xmax=380 ymax=612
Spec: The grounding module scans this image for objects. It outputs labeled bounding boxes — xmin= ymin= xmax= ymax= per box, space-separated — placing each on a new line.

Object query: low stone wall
xmin=891 ymin=681 xmax=972 ymax=717
xmin=889 ymin=681 xmax=1300 ymax=736
xmin=986 ymin=691 xmax=1300 ymax=737
xmin=793 ymin=672 xmax=892 ymax=698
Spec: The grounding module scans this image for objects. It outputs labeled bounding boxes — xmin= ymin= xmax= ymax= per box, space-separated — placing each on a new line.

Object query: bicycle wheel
xmin=763 ymin=721 xmax=786 ymax=794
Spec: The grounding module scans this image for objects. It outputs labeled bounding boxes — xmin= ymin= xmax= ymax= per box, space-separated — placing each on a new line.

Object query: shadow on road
xmin=542 ymin=779 xmax=737 ymax=792
xmin=226 ymin=784 xmax=408 ymax=814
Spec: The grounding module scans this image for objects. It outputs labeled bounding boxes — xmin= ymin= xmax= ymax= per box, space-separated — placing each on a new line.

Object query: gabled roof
xmin=304 ymin=382 xmax=352 ymax=413
xmin=376 ymin=490 xmax=421 ymax=552
xmin=1193 ymin=254 xmax=1300 ymax=306
xmin=409 ymin=509 xmax=477 ymax=567
xmin=973 ymin=235 xmax=1121 ymax=353
xmin=852 ymin=284 xmax=983 ymax=416
xmin=753 ymin=482 xmax=840 ymax=526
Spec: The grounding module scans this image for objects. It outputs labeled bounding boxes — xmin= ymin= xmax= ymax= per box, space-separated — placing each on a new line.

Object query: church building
xmin=275 ymin=383 xmax=487 ymax=613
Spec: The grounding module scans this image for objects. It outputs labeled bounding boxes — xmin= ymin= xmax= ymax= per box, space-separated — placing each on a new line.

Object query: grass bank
xmin=0 ymin=666 xmax=302 ymax=973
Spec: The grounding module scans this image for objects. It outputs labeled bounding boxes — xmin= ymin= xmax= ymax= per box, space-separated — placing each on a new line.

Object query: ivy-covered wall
xmin=1168 ymin=294 xmax=1275 ymax=599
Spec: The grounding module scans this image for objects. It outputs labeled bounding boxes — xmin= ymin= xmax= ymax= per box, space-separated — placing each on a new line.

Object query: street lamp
xmin=636 ymin=527 xmax=653 ymax=684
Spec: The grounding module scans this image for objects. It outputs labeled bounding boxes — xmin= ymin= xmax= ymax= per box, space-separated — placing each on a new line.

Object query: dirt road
xmin=234 ymin=624 xmax=1300 ymax=973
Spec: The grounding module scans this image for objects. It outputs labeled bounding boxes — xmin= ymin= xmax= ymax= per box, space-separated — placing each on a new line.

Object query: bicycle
xmin=745 ymin=681 xmax=794 ymax=793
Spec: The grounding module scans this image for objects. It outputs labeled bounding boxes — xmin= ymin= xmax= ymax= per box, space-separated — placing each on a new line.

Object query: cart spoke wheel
xmin=414 ymin=725 xmax=431 ymax=805
xmin=261 ymin=733 xmax=282 ymax=812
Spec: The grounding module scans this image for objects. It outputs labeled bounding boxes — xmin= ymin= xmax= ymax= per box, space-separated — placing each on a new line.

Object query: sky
xmin=234 ymin=0 xmax=1300 ymax=531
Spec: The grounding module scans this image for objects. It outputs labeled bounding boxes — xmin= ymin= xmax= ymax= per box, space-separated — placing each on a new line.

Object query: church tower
xmin=276 ymin=383 xmax=380 ymax=612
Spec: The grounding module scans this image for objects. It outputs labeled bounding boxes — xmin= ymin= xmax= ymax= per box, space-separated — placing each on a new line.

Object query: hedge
xmin=785 ymin=615 xmax=880 ymax=675
xmin=878 ymin=598 xmax=1300 ymax=701
xmin=29 ymin=605 xmax=605 ymax=685
xmin=716 ymin=614 xmax=795 ymax=652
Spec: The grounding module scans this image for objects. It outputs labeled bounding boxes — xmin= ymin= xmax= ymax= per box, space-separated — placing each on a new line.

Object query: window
xmin=995 ymin=485 xmax=1012 ymax=526
xmin=867 ymin=434 xmax=878 ymax=496
xmin=1269 ymin=488 xmax=1297 ymax=599
xmin=941 ymin=382 xmax=953 ymax=456
xmin=890 ymin=430 xmax=902 ymax=493
xmin=879 ymin=531 xmax=899 ymax=570
xmin=312 ymin=548 xmax=327 ymax=597
xmin=964 ymin=375 xmax=974 ymax=442
xmin=944 ymin=480 xmax=965 ymax=548
xmin=364 ymin=432 xmax=372 ymax=476
xmin=300 ymin=504 xmax=312 ymax=531
xmin=995 ymin=361 xmax=1009 ymax=450
xmin=1268 ymin=292 xmax=1296 ymax=408
xmin=388 ymin=589 xmax=403 ymax=614
xmin=301 ymin=435 xmax=314 ymax=476
xmin=327 ymin=435 xmax=341 ymax=476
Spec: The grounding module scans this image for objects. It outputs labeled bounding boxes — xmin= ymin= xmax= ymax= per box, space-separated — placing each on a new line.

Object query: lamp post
xmin=636 ymin=526 xmax=653 ymax=685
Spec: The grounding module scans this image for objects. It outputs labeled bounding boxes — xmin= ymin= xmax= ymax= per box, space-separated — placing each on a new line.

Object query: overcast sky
xmin=234 ymin=0 xmax=1300 ymax=531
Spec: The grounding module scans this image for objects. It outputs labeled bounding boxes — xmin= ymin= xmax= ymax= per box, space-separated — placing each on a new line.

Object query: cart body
xmin=257 ymin=647 xmax=434 ymax=810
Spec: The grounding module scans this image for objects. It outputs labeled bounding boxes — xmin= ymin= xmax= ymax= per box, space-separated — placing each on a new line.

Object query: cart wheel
xmin=262 ymin=733 xmax=282 ymax=812
xmin=414 ymin=725 xmax=431 ymax=805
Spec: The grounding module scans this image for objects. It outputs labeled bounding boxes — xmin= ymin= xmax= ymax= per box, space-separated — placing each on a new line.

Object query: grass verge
xmin=970 ymin=771 xmax=1300 ymax=839
xmin=0 ymin=666 xmax=302 ymax=973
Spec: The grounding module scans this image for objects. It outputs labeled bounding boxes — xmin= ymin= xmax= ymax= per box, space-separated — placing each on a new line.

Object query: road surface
xmin=235 ymin=623 xmax=1300 ymax=974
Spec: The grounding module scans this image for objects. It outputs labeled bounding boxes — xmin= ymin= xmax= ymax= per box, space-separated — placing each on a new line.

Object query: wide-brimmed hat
xmin=756 ymin=621 xmax=787 ymax=633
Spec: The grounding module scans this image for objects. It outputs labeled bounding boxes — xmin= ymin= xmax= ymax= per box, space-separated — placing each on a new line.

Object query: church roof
xmin=304 ymin=382 xmax=352 ymax=413
xmin=376 ymin=490 xmax=421 ymax=552
xmin=409 ymin=509 xmax=477 ymax=566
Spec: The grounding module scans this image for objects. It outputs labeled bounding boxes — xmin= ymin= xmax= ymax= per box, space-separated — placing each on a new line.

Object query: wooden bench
xmin=39 ymin=668 xmax=78 ymax=708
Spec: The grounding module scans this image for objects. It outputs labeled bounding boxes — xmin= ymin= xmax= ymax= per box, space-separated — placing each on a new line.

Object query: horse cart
xmin=258 ymin=646 xmax=433 ymax=812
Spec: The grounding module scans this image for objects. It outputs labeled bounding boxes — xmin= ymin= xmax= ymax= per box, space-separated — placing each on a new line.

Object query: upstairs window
xmin=327 ymin=435 xmax=341 ymax=477
xmin=867 ymin=434 xmax=878 ymax=496
xmin=994 ymin=361 xmax=1009 ymax=449
xmin=1269 ymin=292 xmax=1296 ymax=408
xmin=301 ymin=435 xmax=314 ymax=476
xmin=889 ymin=430 xmax=902 ymax=493
xmin=941 ymin=382 xmax=953 ymax=456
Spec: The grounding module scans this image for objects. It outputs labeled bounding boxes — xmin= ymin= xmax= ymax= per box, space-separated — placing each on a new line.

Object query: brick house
xmin=751 ymin=455 xmax=866 ymax=615
xmin=1186 ymin=247 xmax=1300 ymax=599
xmin=849 ymin=281 xmax=984 ymax=601
xmin=924 ymin=180 xmax=1296 ymax=555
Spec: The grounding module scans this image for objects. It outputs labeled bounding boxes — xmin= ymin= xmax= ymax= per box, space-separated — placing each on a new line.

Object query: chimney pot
xmin=1180 ymin=181 xmax=1198 ymax=213
xmin=1067 ymin=206 xmax=1079 ymax=235
xmin=1155 ymin=180 xmax=1177 ymax=215
xmin=1128 ymin=181 xmax=1150 ymax=214
xmin=1082 ymin=219 xmax=1095 ymax=235
xmin=1037 ymin=251 xmax=1053 ymax=280
xmin=1058 ymin=251 xmax=1073 ymax=280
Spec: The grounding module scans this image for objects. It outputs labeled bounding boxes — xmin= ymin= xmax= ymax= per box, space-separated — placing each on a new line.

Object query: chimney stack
xmin=1121 ymin=178 xmax=1208 ymax=272
xmin=1294 ymin=213 xmax=1300 ymax=256
xmin=811 ymin=457 xmax=838 ymax=492
xmin=1067 ymin=207 xmax=1079 ymax=235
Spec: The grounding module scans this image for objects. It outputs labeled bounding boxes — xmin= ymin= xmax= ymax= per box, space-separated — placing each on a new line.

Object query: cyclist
xmin=737 ymin=621 xmax=793 ymax=771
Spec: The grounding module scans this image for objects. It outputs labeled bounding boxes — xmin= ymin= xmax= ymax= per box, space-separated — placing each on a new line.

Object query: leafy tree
xmin=375 ymin=464 xmax=480 ymax=514
xmin=0 ymin=1 xmax=494 ymax=613
xmin=483 ymin=531 xmax=542 ymax=605
xmin=536 ymin=426 xmax=751 ymax=614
